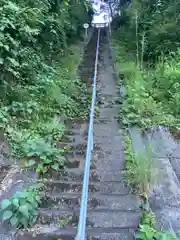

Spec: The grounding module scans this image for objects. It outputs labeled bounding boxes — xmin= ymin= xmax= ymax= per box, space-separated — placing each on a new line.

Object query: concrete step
xmin=16 ymin=227 xmax=136 ymax=240
xmin=44 ymin=168 xmax=99 ymax=181
xmin=38 ymin=209 xmax=140 ymax=229
xmin=44 ymin=169 xmax=125 ymax=182
xmin=43 ymin=180 xmax=130 ymax=195
xmin=94 ymin=124 xmax=121 ymax=137
xmin=40 ymin=192 xmax=139 ymax=211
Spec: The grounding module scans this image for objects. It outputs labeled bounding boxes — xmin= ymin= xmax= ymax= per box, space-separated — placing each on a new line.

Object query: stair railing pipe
xmin=75 ymin=27 xmax=101 ymax=240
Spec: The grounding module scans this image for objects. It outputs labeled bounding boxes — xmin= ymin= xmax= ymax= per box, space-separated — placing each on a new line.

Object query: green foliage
xmin=56 ymin=217 xmax=70 ymax=227
xmin=0 ymin=183 xmax=44 ymax=228
xmin=115 ymin=2 xmax=180 ymax=238
xmin=3 ymin=118 xmax=68 ymax=174
xmin=0 ymin=0 xmax=89 ymax=178
xmin=123 ymin=136 xmax=157 ymax=194
xmin=141 ymin=211 xmax=156 ymax=229
xmin=113 ymin=0 xmax=180 ymax=131
xmin=20 ymin=135 xmax=66 ymax=174
xmin=0 ymin=40 xmax=90 ymax=174
xmin=135 ymin=211 xmax=179 ymax=240
xmin=116 ymin=0 xmax=180 ymax=62
xmin=152 ymin=53 xmax=180 ymax=119
xmin=35 ymin=122 xmax=66 ymax=141
xmin=113 ymin=40 xmax=179 ymax=129
xmin=0 ymin=0 xmax=89 ymax=91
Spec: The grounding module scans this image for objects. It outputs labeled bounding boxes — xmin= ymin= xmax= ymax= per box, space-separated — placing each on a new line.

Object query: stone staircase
xmin=16 ymin=29 xmax=140 ymax=240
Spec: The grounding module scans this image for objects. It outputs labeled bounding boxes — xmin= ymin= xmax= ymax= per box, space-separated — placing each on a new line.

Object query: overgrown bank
xmin=113 ymin=0 xmax=180 ymax=131
xmin=113 ymin=39 xmax=180 ymax=131
xmin=113 ymin=0 xmax=180 ymax=238
xmin=0 ymin=0 xmax=90 ymax=163
xmin=0 ymin=0 xmax=91 ymax=229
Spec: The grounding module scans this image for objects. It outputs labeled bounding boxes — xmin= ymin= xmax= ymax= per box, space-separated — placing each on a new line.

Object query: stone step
xmin=40 ymin=192 xmax=139 ymax=211
xmin=64 ymin=146 xmax=101 ymax=157
xmin=38 ymin=209 xmax=140 ymax=229
xmin=17 ymin=227 xmax=136 ymax=240
xmin=44 ymin=169 xmax=124 ymax=182
xmin=43 ymin=180 xmax=130 ymax=195
xmin=92 ymin=153 xmax=125 ymax=171
xmin=57 ymin=142 xmax=87 ymax=151
xmin=64 ymin=127 xmax=89 ymax=137
xmin=94 ymin=118 xmax=117 ymax=124
xmin=100 ymin=103 xmax=119 ymax=109
xmin=79 ymin=72 xmax=94 ymax=76
xmin=94 ymin=124 xmax=120 ymax=137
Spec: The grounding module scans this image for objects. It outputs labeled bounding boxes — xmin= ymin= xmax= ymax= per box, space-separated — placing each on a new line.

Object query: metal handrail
xmin=75 ymin=27 xmax=101 ymax=240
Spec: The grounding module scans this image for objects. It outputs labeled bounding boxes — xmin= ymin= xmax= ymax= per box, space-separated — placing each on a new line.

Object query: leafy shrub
xmin=18 ymin=135 xmax=66 ymax=174
xmin=136 ymin=211 xmax=178 ymax=240
xmin=0 ymin=107 xmax=10 ymax=127
xmin=0 ymin=183 xmax=44 ymax=228
xmin=7 ymin=101 xmax=39 ymax=118
xmin=0 ymin=0 xmax=89 ymax=92
xmin=34 ymin=122 xmax=66 ymax=141
xmin=136 ymin=224 xmax=178 ymax=240
xmin=118 ymin=60 xmax=168 ymax=128
xmin=152 ymin=53 xmax=180 ymax=119
xmin=51 ymin=67 xmax=90 ymax=120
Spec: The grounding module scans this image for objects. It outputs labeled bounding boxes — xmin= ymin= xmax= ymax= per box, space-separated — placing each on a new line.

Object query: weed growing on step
xmin=11 ymin=127 xmax=68 ymax=174
xmin=123 ymin=136 xmax=157 ymax=194
xmin=55 ymin=217 xmax=70 ymax=228
xmin=0 ymin=183 xmax=44 ymax=229
xmin=135 ymin=210 xmax=179 ymax=240
xmin=34 ymin=122 xmax=67 ymax=142
xmin=124 ymin=136 xmax=179 ymax=240
xmin=20 ymin=136 xmax=66 ymax=174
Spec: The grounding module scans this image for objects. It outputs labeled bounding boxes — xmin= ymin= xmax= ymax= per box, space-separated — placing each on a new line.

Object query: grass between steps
xmin=124 ymin=136 xmax=178 ymax=240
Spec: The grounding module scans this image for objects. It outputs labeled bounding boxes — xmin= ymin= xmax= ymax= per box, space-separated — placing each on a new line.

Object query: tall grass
xmin=124 ymin=137 xmax=158 ymax=194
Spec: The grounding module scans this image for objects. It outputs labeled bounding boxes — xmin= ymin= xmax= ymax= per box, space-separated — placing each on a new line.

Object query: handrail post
xmin=75 ymin=27 xmax=100 ymax=240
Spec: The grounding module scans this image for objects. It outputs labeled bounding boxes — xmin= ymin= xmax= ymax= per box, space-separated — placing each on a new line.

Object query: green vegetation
xmin=0 ymin=183 xmax=44 ymax=228
xmin=136 ymin=211 xmax=178 ymax=240
xmin=113 ymin=0 xmax=180 ymax=130
xmin=115 ymin=1 xmax=180 ymax=237
xmin=124 ymin=136 xmax=179 ymax=240
xmin=0 ymin=0 xmax=91 ymax=229
xmin=114 ymin=40 xmax=179 ymax=129
xmin=1 ymin=44 xmax=90 ymax=169
xmin=0 ymin=0 xmax=90 ymax=170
